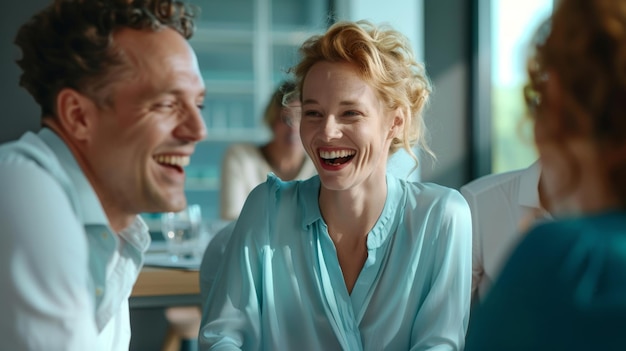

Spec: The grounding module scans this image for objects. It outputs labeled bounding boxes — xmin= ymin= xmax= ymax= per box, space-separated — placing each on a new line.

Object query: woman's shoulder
xmin=397 ymin=178 xmax=468 ymax=211
xmin=237 ymin=174 xmax=320 ymax=237
xmin=504 ymin=212 xmax=626 ymax=281
xmin=247 ymin=173 xmax=319 ymax=203
xmin=524 ymin=211 xmax=626 ymax=248
xmin=389 ymin=178 xmax=471 ymax=233
xmin=498 ymin=211 xmax=626 ymax=303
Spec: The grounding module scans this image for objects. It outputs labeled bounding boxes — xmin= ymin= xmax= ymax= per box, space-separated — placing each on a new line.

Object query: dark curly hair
xmin=524 ymin=0 xmax=626 ymax=208
xmin=15 ymin=0 xmax=197 ymax=118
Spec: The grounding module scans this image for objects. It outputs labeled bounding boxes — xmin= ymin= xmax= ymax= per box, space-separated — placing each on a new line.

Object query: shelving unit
xmin=182 ymin=0 xmax=332 ymax=219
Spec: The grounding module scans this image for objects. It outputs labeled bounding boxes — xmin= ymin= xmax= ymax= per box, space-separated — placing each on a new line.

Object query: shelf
xmin=203 ymin=80 xmax=254 ymax=94
xmin=169 ymin=0 xmax=330 ymax=223
xmin=185 ymin=178 xmax=220 ymax=192
xmin=131 ymin=267 xmax=200 ymax=297
xmin=191 ymin=26 xmax=320 ymax=46
xmin=271 ymin=29 xmax=321 ymax=45
xmin=191 ymin=27 xmax=254 ymax=44
xmin=202 ymin=128 xmax=271 ymax=143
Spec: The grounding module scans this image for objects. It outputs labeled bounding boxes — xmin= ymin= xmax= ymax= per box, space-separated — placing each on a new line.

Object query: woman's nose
xmin=321 ymin=115 xmax=342 ymax=141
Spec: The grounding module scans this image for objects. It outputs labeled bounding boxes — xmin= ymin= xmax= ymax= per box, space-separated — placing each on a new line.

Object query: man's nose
xmin=175 ymin=105 xmax=207 ymax=142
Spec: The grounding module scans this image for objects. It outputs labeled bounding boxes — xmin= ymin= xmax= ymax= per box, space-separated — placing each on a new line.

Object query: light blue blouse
xmin=200 ymin=174 xmax=472 ymax=350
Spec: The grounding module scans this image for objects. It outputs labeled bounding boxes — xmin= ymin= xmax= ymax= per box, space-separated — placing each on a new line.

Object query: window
xmin=490 ymin=0 xmax=553 ymax=173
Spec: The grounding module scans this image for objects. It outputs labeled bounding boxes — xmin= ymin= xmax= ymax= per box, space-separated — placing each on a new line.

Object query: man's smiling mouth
xmin=153 ymin=155 xmax=190 ymax=172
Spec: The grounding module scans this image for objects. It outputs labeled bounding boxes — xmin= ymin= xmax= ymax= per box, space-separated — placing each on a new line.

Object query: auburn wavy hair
xmin=524 ymin=0 xmax=626 ymax=207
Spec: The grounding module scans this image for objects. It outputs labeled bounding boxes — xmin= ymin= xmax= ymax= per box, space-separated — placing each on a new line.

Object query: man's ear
xmin=55 ymin=88 xmax=97 ymax=142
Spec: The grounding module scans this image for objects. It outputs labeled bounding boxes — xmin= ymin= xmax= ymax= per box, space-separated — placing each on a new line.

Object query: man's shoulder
xmin=0 ymin=129 xmax=95 ymax=224
xmin=0 ymin=129 xmax=74 ymax=183
xmin=0 ymin=131 xmax=51 ymax=163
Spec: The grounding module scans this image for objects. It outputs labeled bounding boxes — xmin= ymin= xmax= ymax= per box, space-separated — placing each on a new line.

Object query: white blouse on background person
xmin=460 ymin=160 xmax=550 ymax=301
xmin=219 ymin=143 xmax=316 ymax=220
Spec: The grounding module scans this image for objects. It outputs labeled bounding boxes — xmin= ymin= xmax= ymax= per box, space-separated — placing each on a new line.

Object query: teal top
xmin=200 ymin=173 xmax=472 ymax=350
xmin=466 ymin=210 xmax=626 ymax=351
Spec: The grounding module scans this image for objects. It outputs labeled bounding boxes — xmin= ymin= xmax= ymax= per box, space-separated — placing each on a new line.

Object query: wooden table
xmin=132 ymin=267 xmax=200 ymax=297
xmin=129 ymin=239 xmax=209 ymax=351
xmin=130 ymin=267 xmax=201 ymax=308
xmin=130 ymin=267 xmax=202 ymax=351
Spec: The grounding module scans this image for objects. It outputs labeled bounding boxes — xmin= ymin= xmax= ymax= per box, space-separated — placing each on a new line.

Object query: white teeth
xmin=319 ymin=149 xmax=355 ymax=159
xmin=153 ymin=155 xmax=190 ymax=167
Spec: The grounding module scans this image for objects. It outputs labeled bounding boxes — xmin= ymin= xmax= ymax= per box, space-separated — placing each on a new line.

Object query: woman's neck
xmin=319 ymin=176 xmax=388 ymax=240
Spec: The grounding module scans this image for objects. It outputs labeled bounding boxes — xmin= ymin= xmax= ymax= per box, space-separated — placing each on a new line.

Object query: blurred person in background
xmin=466 ymin=0 xmax=626 ymax=349
xmin=461 ymin=159 xmax=551 ymax=304
xmin=219 ymin=80 xmax=316 ymax=220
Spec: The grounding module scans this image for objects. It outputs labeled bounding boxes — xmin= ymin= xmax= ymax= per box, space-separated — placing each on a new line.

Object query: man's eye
xmin=154 ymin=102 xmax=175 ymax=110
xmin=303 ymin=110 xmax=321 ymax=117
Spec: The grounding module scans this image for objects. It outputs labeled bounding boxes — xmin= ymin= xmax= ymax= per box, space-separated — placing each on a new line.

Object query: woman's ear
xmin=545 ymin=71 xmax=563 ymax=119
xmin=388 ymin=107 xmax=405 ymax=140
xmin=534 ymin=71 xmax=564 ymax=144
xmin=55 ymin=88 xmax=97 ymax=142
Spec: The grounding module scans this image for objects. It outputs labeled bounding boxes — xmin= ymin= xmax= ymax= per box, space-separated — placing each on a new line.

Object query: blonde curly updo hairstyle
xmin=292 ymin=20 xmax=433 ymax=170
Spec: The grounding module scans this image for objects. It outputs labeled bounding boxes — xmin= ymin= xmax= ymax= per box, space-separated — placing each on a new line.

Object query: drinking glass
xmin=160 ymin=204 xmax=202 ymax=261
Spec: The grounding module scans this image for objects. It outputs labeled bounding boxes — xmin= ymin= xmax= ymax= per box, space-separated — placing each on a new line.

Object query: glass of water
xmin=160 ymin=204 xmax=202 ymax=261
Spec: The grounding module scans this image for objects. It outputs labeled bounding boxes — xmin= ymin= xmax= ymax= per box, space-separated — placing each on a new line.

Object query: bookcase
xmin=168 ymin=0 xmax=332 ymax=222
